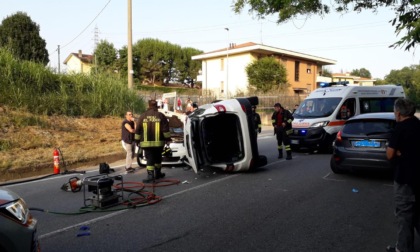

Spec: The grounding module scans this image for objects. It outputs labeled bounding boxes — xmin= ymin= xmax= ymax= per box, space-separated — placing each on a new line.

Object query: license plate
xmin=352 ymin=140 xmax=380 ymax=148
xmin=291 ymin=140 xmax=299 ymax=144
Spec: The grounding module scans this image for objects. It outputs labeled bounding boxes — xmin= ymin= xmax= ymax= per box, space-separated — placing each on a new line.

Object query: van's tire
xmin=330 ymin=156 xmax=344 ymax=174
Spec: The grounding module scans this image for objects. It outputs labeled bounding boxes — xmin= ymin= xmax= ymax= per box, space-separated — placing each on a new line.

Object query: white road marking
xmin=38 ymin=173 xmax=240 ymax=239
xmin=322 ymin=172 xmax=346 ymax=182
xmin=39 ymin=210 xmax=128 ymax=239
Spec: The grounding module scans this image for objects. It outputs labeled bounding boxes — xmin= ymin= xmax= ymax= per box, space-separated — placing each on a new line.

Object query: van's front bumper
xmin=289 ymin=127 xmax=327 ymax=149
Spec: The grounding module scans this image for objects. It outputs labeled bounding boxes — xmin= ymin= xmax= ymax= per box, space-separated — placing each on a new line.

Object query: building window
xmin=220 ymin=58 xmax=224 ymax=71
xmin=295 ymin=61 xmax=300 ymax=81
xmin=306 ymin=83 xmax=311 ymax=93
xmin=306 ymin=63 xmax=312 ymax=74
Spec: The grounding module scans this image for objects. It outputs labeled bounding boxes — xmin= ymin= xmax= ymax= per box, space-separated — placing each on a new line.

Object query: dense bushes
xmin=0 ymin=48 xmax=144 ymax=117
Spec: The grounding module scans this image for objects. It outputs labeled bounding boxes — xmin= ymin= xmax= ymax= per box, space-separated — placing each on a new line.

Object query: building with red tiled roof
xmin=63 ymin=50 xmax=94 ymax=74
xmin=192 ymin=42 xmax=336 ymax=98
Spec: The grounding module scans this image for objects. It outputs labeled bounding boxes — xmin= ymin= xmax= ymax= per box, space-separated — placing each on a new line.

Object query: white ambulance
xmin=290 ymin=82 xmax=405 ymax=152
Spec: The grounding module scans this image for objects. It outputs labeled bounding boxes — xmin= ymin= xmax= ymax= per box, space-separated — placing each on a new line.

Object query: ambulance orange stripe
xmin=327 ymin=121 xmax=346 ymax=126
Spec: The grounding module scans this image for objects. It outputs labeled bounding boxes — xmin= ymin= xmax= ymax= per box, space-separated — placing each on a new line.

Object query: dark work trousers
xmin=275 ymin=126 xmax=291 ymax=151
xmin=143 ymin=147 xmax=164 ymax=171
xmin=394 ymin=182 xmax=420 ymax=252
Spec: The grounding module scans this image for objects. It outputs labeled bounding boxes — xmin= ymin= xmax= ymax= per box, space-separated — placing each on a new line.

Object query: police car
xmin=184 ymin=96 xmax=267 ymax=173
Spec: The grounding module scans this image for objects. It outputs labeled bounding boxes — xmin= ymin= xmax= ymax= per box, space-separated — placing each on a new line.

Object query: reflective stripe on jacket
xmin=135 ymin=108 xmax=171 ymax=148
xmin=271 ymin=109 xmax=294 ymax=130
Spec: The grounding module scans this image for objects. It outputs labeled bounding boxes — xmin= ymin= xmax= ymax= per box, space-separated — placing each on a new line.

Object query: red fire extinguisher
xmin=53 ymin=148 xmax=60 ymax=174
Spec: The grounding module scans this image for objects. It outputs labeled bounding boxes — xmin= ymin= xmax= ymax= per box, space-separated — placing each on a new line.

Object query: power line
xmin=61 ymin=0 xmax=112 ymax=50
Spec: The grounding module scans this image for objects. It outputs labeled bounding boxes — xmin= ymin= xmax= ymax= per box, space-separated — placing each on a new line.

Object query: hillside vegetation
xmin=0 ymin=49 xmax=145 ymax=181
xmin=0 ymin=107 xmax=124 ymax=182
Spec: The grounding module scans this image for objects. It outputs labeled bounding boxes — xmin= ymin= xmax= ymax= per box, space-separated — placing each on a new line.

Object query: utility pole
xmin=224 ymin=28 xmax=229 ymax=99
xmin=127 ymin=0 xmax=133 ymax=89
xmin=57 ymin=45 xmax=61 ymax=74
xmin=94 ymin=25 xmax=99 ymax=74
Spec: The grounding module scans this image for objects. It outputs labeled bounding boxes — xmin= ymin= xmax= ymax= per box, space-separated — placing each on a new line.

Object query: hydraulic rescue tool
xmin=61 ymin=174 xmax=124 ymax=208
xmin=61 ymin=177 xmax=83 ymax=192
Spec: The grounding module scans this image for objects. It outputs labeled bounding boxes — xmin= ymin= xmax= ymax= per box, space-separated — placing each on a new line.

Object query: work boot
xmin=143 ymin=170 xmax=155 ymax=183
xmin=278 ymin=150 xmax=283 ymax=159
xmin=155 ymin=168 xmax=165 ymax=179
xmin=286 ymin=150 xmax=292 ymax=160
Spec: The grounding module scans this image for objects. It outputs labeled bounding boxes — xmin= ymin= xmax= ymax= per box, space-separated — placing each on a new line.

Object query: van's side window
xmin=360 ymin=98 xmax=398 ymax=113
xmin=337 ymin=98 xmax=356 ymax=120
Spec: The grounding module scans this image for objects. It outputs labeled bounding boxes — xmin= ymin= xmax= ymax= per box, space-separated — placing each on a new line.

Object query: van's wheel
xmin=330 ymin=156 xmax=344 ymax=174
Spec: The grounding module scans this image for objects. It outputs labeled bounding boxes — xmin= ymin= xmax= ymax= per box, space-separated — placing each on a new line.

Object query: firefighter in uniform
xmin=272 ymin=103 xmax=294 ymax=160
xmin=135 ymin=100 xmax=171 ymax=183
xmin=252 ymin=105 xmax=261 ymax=141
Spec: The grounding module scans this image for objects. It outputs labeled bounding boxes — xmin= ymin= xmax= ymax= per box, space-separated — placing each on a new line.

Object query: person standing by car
xmin=163 ymin=98 xmax=169 ymax=112
xmin=272 ymin=103 xmax=294 ymax=160
xmin=177 ymin=97 xmax=182 ymax=112
xmin=252 ymin=105 xmax=261 ymax=141
xmin=186 ymin=102 xmax=199 ymax=115
xmin=121 ymin=111 xmax=136 ymax=173
xmin=135 ymin=100 xmax=171 ymax=183
xmin=386 ymin=98 xmax=420 ymax=252
xmin=185 ymin=98 xmax=193 ymax=113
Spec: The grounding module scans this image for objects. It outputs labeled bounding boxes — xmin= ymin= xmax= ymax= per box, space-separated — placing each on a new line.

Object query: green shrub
xmin=0 ymin=48 xmax=145 ymax=117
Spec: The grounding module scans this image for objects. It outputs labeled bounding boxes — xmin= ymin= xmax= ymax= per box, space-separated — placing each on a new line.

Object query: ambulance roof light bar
xmin=319 ymin=81 xmax=349 ymax=88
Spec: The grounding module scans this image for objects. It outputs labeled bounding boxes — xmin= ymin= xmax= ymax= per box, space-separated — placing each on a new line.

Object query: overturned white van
xmin=290 ymin=82 xmax=405 ymax=152
xmin=184 ymin=97 xmax=267 ymax=173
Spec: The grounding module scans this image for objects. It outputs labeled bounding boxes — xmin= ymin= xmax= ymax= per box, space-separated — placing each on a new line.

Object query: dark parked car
xmin=330 ymin=112 xmax=396 ymax=174
xmin=0 ymin=187 xmax=40 ymax=252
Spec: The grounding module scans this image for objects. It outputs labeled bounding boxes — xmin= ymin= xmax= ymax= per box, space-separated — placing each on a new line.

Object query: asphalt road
xmin=3 ymin=128 xmax=408 ymax=252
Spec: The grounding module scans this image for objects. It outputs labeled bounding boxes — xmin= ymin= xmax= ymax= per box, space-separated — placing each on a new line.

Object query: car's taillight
xmin=336 ymin=130 xmax=342 ymax=142
xmin=214 ymin=104 xmax=226 ymax=112
xmin=241 ymin=104 xmax=246 ymax=112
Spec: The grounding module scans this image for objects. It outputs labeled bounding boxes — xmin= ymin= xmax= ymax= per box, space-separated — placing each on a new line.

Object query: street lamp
xmin=127 ymin=0 xmax=133 ymax=89
xmin=224 ymin=27 xmax=229 ymax=99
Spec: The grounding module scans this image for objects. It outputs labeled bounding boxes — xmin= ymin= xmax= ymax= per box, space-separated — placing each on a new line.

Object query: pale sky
xmin=1 ymin=0 xmax=418 ymax=79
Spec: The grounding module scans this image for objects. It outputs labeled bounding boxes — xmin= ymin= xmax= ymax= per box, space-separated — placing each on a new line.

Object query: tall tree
xmin=233 ymin=0 xmax=420 ymax=51
xmin=320 ymin=68 xmax=332 ymax=77
xmin=93 ymin=40 xmax=117 ymax=73
xmin=133 ymin=38 xmax=168 ymax=84
xmin=178 ymin=47 xmax=203 ymax=88
xmin=0 ymin=12 xmax=49 ymax=65
xmin=351 ymin=68 xmax=372 ymax=78
xmin=131 ymin=38 xmax=203 ymax=86
xmin=246 ymin=57 xmax=288 ymax=92
xmin=385 ymin=64 xmax=420 ymax=104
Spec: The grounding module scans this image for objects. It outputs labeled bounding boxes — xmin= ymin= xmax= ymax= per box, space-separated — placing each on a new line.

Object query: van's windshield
xmin=293 ymin=98 xmax=342 ymax=118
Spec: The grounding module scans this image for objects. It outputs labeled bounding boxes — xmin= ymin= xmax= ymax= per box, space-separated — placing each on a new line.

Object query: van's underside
xmin=199 ymin=113 xmax=244 ymax=164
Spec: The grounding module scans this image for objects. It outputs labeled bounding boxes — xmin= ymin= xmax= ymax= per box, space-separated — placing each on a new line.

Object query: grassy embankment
xmin=0 ymin=48 xmax=145 ymax=181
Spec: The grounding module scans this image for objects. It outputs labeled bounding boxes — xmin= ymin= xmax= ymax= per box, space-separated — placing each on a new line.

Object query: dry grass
xmin=0 ymin=107 xmax=125 ymax=182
